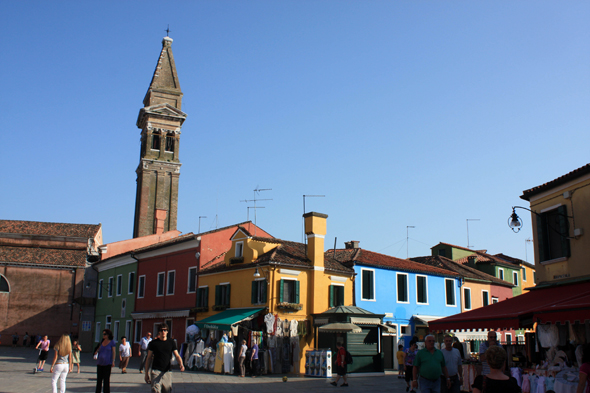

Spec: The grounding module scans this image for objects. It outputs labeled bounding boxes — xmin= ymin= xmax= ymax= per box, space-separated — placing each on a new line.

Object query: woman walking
xmin=72 ymin=340 xmax=82 ymax=373
xmin=50 ymin=335 xmax=73 ymax=393
xmin=404 ymin=341 xmax=419 ymax=393
xmin=35 ymin=335 xmax=51 ymax=372
xmin=238 ymin=339 xmax=247 ymax=377
xmin=472 ymin=346 xmax=521 ymax=393
xmin=94 ymin=329 xmax=116 ymax=393
xmin=118 ymin=336 xmax=131 ymax=373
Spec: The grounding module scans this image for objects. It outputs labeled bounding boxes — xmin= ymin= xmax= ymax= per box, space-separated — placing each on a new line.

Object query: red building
xmin=131 ymin=222 xmax=271 ymax=343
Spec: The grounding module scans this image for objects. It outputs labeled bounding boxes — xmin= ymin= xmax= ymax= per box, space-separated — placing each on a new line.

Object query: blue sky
xmin=2 ymin=1 xmax=589 ymax=262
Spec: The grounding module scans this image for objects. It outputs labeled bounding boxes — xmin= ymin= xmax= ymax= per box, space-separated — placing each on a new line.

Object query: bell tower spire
xmin=133 ymin=35 xmax=187 ymax=238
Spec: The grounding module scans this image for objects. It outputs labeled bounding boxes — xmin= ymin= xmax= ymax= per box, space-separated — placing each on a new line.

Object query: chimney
xmin=344 ymin=241 xmax=360 ymax=249
xmin=154 ymin=209 xmax=167 ymax=235
xmin=304 ymin=212 xmax=328 ymax=268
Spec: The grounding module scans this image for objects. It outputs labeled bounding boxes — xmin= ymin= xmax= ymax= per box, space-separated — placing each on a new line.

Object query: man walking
xmin=412 ymin=335 xmax=450 ymax=393
xmin=330 ymin=342 xmax=349 ymax=387
xmin=479 ymin=331 xmax=502 ymax=376
xmin=144 ymin=324 xmax=184 ymax=393
xmin=441 ymin=335 xmax=463 ymax=393
xmin=138 ymin=331 xmax=152 ymax=373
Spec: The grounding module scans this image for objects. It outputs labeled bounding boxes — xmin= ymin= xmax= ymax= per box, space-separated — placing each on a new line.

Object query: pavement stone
xmin=0 ymin=347 xmax=411 ymax=392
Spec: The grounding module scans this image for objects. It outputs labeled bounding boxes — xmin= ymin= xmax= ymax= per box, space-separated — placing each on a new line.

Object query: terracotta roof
xmin=521 ymin=163 xmax=590 ymax=201
xmin=410 ymin=256 xmax=514 ymax=288
xmin=332 ymin=248 xmax=459 ymax=277
xmin=0 ymin=220 xmax=101 ymax=238
xmin=494 ymin=253 xmax=535 ymax=270
xmin=201 ymin=252 xmax=226 ymax=270
xmin=200 ymin=237 xmax=354 ymax=275
xmin=0 ymin=246 xmax=87 ymax=267
xmin=432 ymin=242 xmax=487 ymax=254
xmin=454 ymin=250 xmax=516 ymax=269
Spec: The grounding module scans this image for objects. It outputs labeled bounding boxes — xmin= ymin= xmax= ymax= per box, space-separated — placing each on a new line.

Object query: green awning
xmin=195 ymin=307 xmax=266 ymax=331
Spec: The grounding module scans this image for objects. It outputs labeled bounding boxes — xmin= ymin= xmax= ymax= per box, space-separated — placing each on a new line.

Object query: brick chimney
xmin=304 ymin=212 xmax=328 ymax=268
xmin=344 ymin=240 xmax=360 ymax=249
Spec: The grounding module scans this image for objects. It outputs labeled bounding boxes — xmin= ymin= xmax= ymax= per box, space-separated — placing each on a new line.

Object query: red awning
xmin=429 ymin=281 xmax=590 ymax=331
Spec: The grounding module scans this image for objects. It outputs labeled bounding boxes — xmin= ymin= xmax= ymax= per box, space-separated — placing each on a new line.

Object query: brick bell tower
xmin=133 ymin=35 xmax=187 ymax=238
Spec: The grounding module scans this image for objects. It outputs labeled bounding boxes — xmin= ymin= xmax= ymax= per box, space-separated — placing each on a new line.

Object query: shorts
xmin=337 ymin=365 xmax=347 ymax=376
xmin=405 ymin=365 xmax=413 ymax=383
xmin=39 ymin=350 xmax=49 ymax=361
xmin=398 ymin=364 xmax=404 ymax=372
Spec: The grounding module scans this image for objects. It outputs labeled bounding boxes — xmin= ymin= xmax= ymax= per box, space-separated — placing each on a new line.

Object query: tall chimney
xmin=304 ymin=212 xmax=328 ymax=268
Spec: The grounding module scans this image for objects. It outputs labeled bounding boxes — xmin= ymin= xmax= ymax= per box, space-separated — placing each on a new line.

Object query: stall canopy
xmin=195 ymin=307 xmax=266 ymax=331
xmin=319 ymin=322 xmax=362 ymax=333
xmin=429 ymin=281 xmax=590 ymax=331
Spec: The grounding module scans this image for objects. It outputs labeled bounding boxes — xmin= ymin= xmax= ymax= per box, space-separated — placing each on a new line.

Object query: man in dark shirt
xmin=145 ymin=324 xmax=184 ymax=392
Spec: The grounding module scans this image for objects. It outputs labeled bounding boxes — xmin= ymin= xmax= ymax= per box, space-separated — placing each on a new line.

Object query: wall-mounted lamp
xmin=509 ymin=207 xmax=523 ymax=232
xmin=253 ymin=268 xmax=261 ymax=278
xmin=509 ymin=205 xmax=576 ymax=239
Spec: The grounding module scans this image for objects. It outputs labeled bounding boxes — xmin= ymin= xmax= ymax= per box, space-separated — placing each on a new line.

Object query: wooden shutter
xmin=536 ymin=215 xmax=546 ymax=262
xmin=261 ymin=280 xmax=267 ymax=303
xmin=329 ymin=285 xmax=334 ymax=308
xmin=197 ymin=288 xmax=202 ymax=306
xmin=295 ymin=281 xmax=300 ymax=304
xmin=558 ymin=205 xmax=571 ymax=258
xmin=215 ymin=285 xmax=221 ymax=306
xmin=225 ymin=284 xmax=231 ymax=306
xmin=251 ymin=281 xmax=257 ymax=304
xmin=279 ymin=279 xmax=284 ymax=303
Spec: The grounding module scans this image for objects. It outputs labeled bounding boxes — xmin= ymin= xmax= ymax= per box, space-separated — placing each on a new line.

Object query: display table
xmin=554 ymin=370 xmax=581 ymax=393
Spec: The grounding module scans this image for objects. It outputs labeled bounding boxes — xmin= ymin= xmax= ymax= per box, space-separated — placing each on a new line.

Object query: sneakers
xmin=341 ymin=384 xmax=349 ymax=387
xmin=330 ymin=381 xmax=337 ymax=386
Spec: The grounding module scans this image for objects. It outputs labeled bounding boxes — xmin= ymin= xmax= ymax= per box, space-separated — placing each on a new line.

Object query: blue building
xmin=334 ymin=242 xmax=461 ymax=369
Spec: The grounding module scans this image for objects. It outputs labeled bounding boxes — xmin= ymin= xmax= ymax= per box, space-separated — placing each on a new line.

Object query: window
xmin=164 ymin=319 xmax=172 ymax=333
xmin=513 ymin=271 xmax=519 ymax=285
xmin=361 ymin=269 xmax=375 ymax=301
xmin=167 ymin=271 xmax=175 ymax=295
xmin=445 ymin=279 xmax=456 ymax=306
xmin=397 ymin=273 xmax=409 ymax=303
xmin=134 ymin=320 xmax=142 ymax=343
xmin=329 ymin=285 xmax=345 ymax=307
xmin=522 ymin=268 xmax=527 ymax=281
xmin=105 ymin=315 xmax=112 ymax=331
xmin=108 ymin=277 xmax=113 ymax=297
xmin=438 ymin=249 xmax=446 ymax=257
xmin=128 ymin=272 xmax=135 ymax=294
xmin=400 ymin=325 xmax=409 ymax=335
xmin=121 ymin=299 xmax=126 ymax=317
xmin=235 ymin=242 xmax=244 ymax=258
xmin=98 ymin=279 xmax=104 ymax=299
xmin=416 ymin=275 xmax=428 ymax=304
xmin=482 ymin=290 xmax=489 ymax=307
xmin=157 ymin=272 xmax=165 ymax=297
xmin=0 ymin=275 xmax=9 ymax=292
xmin=536 ymin=205 xmax=570 ymax=262
xmin=95 ymin=322 xmax=102 ymax=342
xmin=517 ymin=335 xmax=525 ymax=344
xmin=151 ymin=132 xmax=160 ymax=150
xmin=251 ymin=279 xmax=268 ymax=304
xmin=215 ymin=284 xmax=231 ymax=307
xmin=498 ymin=268 xmax=504 ymax=281
xmin=125 ymin=320 xmax=132 ymax=339
xmin=464 ymin=287 xmax=472 ymax=310
xmin=505 ymin=333 xmax=512 ymax=345
xmin=116 ymin=274 xmax=122 ymax=296
xmin=138 ymin=275 xmax=145 ymax=298
xmin=534 ymin=271 xmax=537 ymax=283
xmin=196 ymin=286 xmax=209 ymax=308
xmin=279 ymin=279 xmax=299 ymax=304
xmin=187 ymin=267 xmax=197 ymax=293
xmin=114 ymin=320 xmax=120 ymax=342
xmin=165 ymin=135 xmax=174 ymax=152
xmin=492 ymin=297 xmax=499 ymax=304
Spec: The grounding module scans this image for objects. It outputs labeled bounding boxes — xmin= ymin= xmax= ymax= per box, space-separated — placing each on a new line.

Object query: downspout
xmin=70 ymin=268 xmax=77 ymax=321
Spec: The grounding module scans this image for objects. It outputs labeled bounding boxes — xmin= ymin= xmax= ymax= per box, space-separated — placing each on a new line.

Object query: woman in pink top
xmin=35 ymin=335 xmax=51 ymax=372
xmin=576 ymin=344 xmax=590 ymax=393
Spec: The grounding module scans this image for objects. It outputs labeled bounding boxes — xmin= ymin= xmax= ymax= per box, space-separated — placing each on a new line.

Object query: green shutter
xmin=536 ymin=215 xmax=546 ymax=262
xmin=252 ymin=281 xmax=257 ymax=304
xmin=558 ymin=205 xmax=571 ymax=258
xmin=226 ymin=284 xmax=231 ymax=306
xmin=204 ymin=287 xmax=209 ymax=307
xmin=197 ymin=288 xmax=202 ymax=306
xmin=295 ymin=281 xmax=300 ymax=304
xmin=215 ymin=285 xmax=221 ymax=306
xmin=261 ymin=280 xmax=268 ymax=303
xmin=279 ymin=279 xmax=284 ymax=303
xmin=369 ymin=271 xmax=374 ymax=299
xmin=329 ymin=285 xmax=334 ymax=308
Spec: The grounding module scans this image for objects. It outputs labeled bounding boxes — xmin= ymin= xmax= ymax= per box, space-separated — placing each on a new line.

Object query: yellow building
xmin=519 ymin=163 xmax=590 ymax=285
xmin=195 ymin=212 xmax=355 ymax=373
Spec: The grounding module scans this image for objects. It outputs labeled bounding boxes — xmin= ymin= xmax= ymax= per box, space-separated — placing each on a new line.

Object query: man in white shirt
xmin=441 ymin=335 xmax=463 ymax=393
xmin=138 ymin=331 xmax=152 ymax=373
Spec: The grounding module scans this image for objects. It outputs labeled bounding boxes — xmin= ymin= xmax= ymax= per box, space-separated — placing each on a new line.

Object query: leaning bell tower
xmin=133 ymin=35 xmax=187 ymax=238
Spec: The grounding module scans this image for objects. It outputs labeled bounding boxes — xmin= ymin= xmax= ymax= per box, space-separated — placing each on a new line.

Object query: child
xmin=72 ymin=340 xmax=82 ymax=373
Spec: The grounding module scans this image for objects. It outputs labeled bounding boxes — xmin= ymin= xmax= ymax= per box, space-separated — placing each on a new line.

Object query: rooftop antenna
xmin=240 ymin=187 xmax=272 ymax=235
xmin=525 ymin=238 xmax=533 ymax=262
xmin=198 ymin=216 xmax=207 ymax=234
xmin=247 ymin=206 xmax=265 ymax=221
xmin=302 ymin=195 xmax=325 ymax=242
xmin=406 ymin=226 xmax=415 ymax=259
xmin=165 ymin=25 xmax=171 ymax=37
xmin=466 ymin=219 xmax=480 ymax=248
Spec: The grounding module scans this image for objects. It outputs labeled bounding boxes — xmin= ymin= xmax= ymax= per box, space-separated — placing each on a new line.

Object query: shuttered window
xmin=445 ymin=279 xmax=456 ymax=306
xmin=464 ymin=287 xmax=471 ymax=310
xmin=279 ymin=279 xmax=299 ymax=303
xmin=196 ymin=287 xmax=209 ymax=308
xmin=329 ymin=285 xmax=345 ymax=307
xmin=215 ymin=284 xmax=231 ymax=307
xmin=361 ymin=269 xmax=375 ymax=300
xmin=536 ymin=205 xmax=571 ymax=262
xmin=397 ymin=273 xmax=408 ymax=303
xmin=417 ymin=275 xmax=427 ymax=304
xmin=251 ymin=280 xmax=268 ymax=304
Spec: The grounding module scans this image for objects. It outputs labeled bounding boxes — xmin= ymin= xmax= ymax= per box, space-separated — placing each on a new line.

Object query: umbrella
xmin=318 ymin=322 xmax=362 ymax=333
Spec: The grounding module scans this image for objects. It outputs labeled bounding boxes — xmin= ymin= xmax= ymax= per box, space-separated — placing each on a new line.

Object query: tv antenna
xmin=406 ymin=226 xmax=415 ymax=259
xmin=302 ymin=195 xmax=325 ymax=242
xmin=240 ymin=187 xmax=272 ymax=233
xmin=466 ymin=219 xmax=480 ymax=248
xmin=198 ymin=216 xmax=207 ymax=234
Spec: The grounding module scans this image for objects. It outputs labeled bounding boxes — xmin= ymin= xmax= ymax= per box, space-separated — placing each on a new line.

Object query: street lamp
xmin=508 ymin=206 xmax=575 ymax=239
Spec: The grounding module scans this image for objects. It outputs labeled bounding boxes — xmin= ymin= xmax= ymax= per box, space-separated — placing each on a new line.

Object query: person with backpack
xmin=330 ymin=342 xmax=350 ymax=387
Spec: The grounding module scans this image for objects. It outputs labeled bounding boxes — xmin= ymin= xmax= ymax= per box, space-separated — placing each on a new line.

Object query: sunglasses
xmin=159 ymin=329 xmax=168 ymax=332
